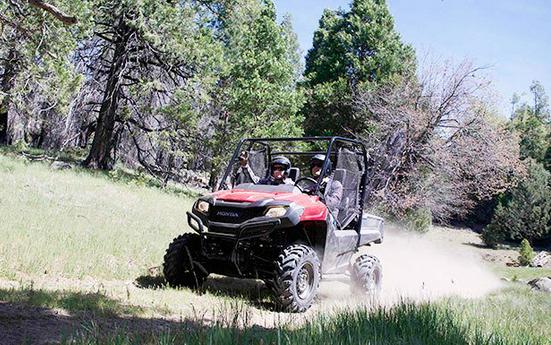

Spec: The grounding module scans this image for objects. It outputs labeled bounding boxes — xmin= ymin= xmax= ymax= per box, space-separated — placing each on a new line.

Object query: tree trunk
xmin=0 ymin=48 xmax=19 ymax=145
xmin=83 ymin=19 xmax=130 ymax=169
xmin=209 ymin=167 xmax=220 ymax=191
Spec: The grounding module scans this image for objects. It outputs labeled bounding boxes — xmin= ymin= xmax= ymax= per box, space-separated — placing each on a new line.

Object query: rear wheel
xmin=350 ymin=254 xmax=382 ymax=298
xmin=163 ymin=233 xmax=208 ymax=289
xmin=272 ymin=244 xmax=321 ymax=312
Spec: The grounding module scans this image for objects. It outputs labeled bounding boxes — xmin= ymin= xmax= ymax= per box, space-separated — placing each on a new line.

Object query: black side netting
xmin=248 ymin=147 xmax=267 ymax=179
xmin=333 ymin=146 xmax=365 ymax=226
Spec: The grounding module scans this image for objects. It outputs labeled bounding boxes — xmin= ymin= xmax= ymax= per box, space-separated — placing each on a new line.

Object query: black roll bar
xmin=217 ymin=136 xmax=368 ymax=199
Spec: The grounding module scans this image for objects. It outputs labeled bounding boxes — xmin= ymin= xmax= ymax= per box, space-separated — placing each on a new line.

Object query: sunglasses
xmin=272 ymin=165 xmax=285 ymax=171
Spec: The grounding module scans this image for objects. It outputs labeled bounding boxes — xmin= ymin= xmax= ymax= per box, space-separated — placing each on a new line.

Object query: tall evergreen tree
xmin=510 ymin=81 xmax=551 ymax=165
xmin=302 ymin=0 xmax=415 ymax=136
xmin=529 ymin=80 xmax=550 ymax=121
xmin=0 ymin=0 xmax=88 ymax=144
xmin=81 ymin=0 xmax=218 ymax=169
xmin=204 ymin=0 xmax=304 ymax=185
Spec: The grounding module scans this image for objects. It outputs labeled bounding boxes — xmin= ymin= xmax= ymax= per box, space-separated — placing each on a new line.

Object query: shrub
xmin=545 ymin=145 xmax=551 ymax=172
xmin=403 ymin=207 xmax=432 ymax=233
xmin=13 ymin=139 xmax=29 ymax=152
xmin=482 ymin=161 xmax=551 ymax=246
xmin=480 ymin=213 xmax=506 ymax=248
xmin=518 ymin=239 xmax=535 ymax=266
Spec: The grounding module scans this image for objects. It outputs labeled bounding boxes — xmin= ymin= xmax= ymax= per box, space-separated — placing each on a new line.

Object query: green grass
xmin=0 ymin=151 xmax=196 ymax=280
xmin=492 ymin=265 xmax=551 ymax=282
xmin=61 ymin=284 xmax=551 ymax=345
xmin=446 ymin=284 xmax=551 ymax=344
xmin=67 ymin=297 xmax=547 ymax=345
xmin=2 ymin=150 xmax=551 ymax=345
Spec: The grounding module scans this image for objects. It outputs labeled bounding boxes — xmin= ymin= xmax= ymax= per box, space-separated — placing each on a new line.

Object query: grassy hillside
xmin=1 ymin=151 xmax=550 ymax=345
xmin=0 ymin=151 xmax=195 ymax=281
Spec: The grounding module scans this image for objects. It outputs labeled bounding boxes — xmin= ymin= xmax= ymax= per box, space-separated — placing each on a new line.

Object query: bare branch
xmin=27 ymin=0 xmax=77 ymax=25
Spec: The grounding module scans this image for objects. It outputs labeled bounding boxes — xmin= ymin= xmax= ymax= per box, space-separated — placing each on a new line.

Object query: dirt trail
xmin=0 ymin=226 xmax=504 ymax=343
xmin=369 ymin=226 xmax=503 ymax=302
xmin=313 ymin=225 xmax=503 ymax=310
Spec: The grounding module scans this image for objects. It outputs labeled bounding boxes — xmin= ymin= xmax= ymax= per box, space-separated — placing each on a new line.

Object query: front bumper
xmin=187 ymin=211 xmax=281 ymax=240
xmin=187 ymin=211 xmax=282 ymax=276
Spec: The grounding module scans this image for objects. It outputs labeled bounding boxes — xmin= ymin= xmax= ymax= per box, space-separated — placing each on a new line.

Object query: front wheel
xmin=272 ymin=244 xmax=321 ymax=312
xmin=163 ymin=233 xmax=208 ymax=289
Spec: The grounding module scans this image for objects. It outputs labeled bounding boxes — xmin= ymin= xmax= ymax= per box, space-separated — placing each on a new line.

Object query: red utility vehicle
xmin=163 ymin=137 xmax=384 ymax=312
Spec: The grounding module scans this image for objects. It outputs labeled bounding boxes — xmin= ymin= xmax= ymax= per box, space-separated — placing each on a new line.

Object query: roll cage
xmin=218 ymin=136 xmax=369 ymax=224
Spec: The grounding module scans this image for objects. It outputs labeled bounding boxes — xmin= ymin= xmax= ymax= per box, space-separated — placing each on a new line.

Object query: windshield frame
xmin=218 ymin=137 xmax=368 ymax=194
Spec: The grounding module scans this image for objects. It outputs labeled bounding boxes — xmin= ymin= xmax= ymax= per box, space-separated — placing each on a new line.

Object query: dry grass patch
xmin=0 ymin=153 xmax=195 ymax=281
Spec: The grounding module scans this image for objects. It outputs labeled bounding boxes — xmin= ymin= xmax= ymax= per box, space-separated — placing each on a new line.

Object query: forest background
xmin=1 ymin=0 xmax=550 ymax=246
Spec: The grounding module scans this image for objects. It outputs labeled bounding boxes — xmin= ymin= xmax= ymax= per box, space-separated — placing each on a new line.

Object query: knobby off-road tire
xmin=350 ymin=254 xmax=382 ymax=298
xmin=163 ymin=233 xmax=208 ymax=289
xmin=272 ymin=244 xmax=321 ymax=313
xmin=263 ymin=279 xmax=276 ymax=291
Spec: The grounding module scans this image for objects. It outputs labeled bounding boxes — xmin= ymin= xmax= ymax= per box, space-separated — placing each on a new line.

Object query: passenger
xmin=258 ymin=156 xmax=294 ymax=186
xmin=310 ymin=154 xmax=343 ymax=216
xmin=231 ymin=151 xmax=259 ymax=186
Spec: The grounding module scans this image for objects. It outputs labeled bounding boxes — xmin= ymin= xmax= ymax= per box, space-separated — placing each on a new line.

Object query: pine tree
xmin=0 ymin=0 xmax=89 ymax=145
xmin=81 ymin=0 xmax=218 ymax=169
xmin=302 ymin=0 xmax=415 ymax=136
xmin=510 ymin=81 xmax=551 ymax=165
xmin=204 ymin=0 xmax=304 ymax=185
xmin=518 ymin=239 xmax=535 ymax=266
xmin=482 ymin=161 xmax=551 ymax=246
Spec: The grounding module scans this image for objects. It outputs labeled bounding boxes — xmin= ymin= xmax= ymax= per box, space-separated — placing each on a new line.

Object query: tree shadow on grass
xmin=1 ymin=290 xmax=511 ymax=345
xmin=134 ymin=273 xmax=277 ymax=311
xmin=0 ymin=286 xmax=519 ymax=345
xmin=0 ymin=287 xmax=142 ymax=318
xmin=0 ymin=286 xmax=205 ymax=345
xmin=205 ymin=276 xmax=278 ymax=311
xmin=462 ymin=241 xmax=490 ymax=249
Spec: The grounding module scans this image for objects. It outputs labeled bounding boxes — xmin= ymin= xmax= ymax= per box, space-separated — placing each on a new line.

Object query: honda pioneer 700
xmin=163 ymin=137 xmax=384 ymax=312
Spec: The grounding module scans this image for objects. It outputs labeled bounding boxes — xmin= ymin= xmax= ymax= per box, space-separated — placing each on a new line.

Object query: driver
xmin=258 ymin=156 xmax=294 ymax=186
xmin=310 ymin=154 xmax=343 ymax=217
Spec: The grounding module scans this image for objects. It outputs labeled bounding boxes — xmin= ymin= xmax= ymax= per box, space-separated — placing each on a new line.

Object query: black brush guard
xmin=187 ymin=211 xmax=281 ymax=275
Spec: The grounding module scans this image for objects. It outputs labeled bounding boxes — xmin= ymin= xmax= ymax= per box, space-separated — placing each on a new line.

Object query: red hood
xmin=211 ymin=188 xmax=328 ymax=221
xmin=212 ymin=188 xmax=301 ymax=203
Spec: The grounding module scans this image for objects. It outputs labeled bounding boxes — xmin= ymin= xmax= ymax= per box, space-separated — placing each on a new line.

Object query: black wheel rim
xmin=296 ymin=262 xmax=315 ymax=300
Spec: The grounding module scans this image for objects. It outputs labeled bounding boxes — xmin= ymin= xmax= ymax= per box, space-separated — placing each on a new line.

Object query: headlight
xmin=265 ymin=206 xmax=287 ymax=218
xmin=196 ymin=200 xmax=210 ymax=214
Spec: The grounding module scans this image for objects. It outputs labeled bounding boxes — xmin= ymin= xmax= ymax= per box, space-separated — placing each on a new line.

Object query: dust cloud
xmin=315 ymin=226 xmax=503 ymax=309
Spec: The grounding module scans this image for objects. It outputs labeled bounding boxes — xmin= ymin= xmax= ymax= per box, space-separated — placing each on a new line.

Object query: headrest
xmin=288 ymin=167 xmax=300 ymax=182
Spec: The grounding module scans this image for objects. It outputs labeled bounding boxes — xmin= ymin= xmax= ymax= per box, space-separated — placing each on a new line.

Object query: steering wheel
xmin=294 ymin=177 xmax=318 ymax=193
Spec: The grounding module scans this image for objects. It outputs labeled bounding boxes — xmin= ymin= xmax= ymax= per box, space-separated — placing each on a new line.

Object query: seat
xmin=332 ymin=169 xmax=348 ymax=223
xmin=332 ymin=168 xmax=360 ymax=229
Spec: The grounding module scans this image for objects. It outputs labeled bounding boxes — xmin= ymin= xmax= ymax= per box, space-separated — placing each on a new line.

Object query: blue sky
xmin=274 ymin=0 xmax=551 ymax=116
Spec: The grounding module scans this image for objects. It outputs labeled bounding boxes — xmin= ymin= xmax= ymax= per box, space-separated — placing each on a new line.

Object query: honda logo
xmin=216 ymin=210 xmax=240 ymax=218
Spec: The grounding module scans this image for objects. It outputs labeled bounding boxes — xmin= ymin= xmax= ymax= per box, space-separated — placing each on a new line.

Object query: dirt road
xmin=0 ymin=226 xmax=506 ymax=344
